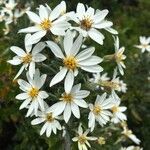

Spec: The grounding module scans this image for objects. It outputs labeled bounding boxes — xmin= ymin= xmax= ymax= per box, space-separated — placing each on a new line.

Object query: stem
xmin=64 ymin=125 xmax=71 ymax=150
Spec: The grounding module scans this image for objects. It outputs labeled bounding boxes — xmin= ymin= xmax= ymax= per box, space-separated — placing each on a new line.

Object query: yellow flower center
xmin=111 ymin=105 xmax=119 ymax=113
xmin=46 ymin=113 xmax=54 ymax=122
xmin=61 ymin=93 xmax=73 ymax=103
xmin=115 ymin=52 xmax=124 ymax=62
xmin=22 ymin=54 xmax=32 ymax=64
xmin=63 ymin=56 xmax=78 ymax=70
xmin=142 ymin=44 xmax=148 ymax=48
xmin=78 ymin=135 xmax=87 ymax=144
xmin=80 ymin=16 xmax=93 ymax=31
xmin=93 ymin=105 xmax=102 ymax=115
xmin=40 ymin=19 xmax=52 ymax=30
xmin=29 ymin=87 xmax=39 ymax=99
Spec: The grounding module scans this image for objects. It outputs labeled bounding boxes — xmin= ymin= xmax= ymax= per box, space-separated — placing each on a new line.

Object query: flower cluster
xmin=8 ymin=1 xmax=142 ymax=150
xmin=0 ymin=0 xmax=30 ymax=35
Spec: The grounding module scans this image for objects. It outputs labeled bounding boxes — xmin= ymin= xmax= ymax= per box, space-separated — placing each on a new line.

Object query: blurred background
xmin=0 ymin=0 xmax=150 ymax=149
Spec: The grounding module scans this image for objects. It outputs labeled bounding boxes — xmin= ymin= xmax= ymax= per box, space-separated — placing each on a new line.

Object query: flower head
xmin=31 ymin=107 xmax=61 ymax=137
xmin=72 ymin=124 xmax=97 ymax=150
xmin=113 ymin=36 xmax=126 ymax=75
xmin=47 ymin=30 xmax=103 ymax=88
xmin=135 ymin=36 xmax=150 ymax=53
xmin=122 ymin=126 xmax=141 ymax=145
xmin=110 ymin=91 xmax=127 ymax=123
xmin=49 ymin=83 xmax=89 ymax=123
xmin=88 ymin=93 xmax=113 ymax=131
xmin=8 ymin=34 xmax=46 ymax=79
xmin=19 ymin=3 xmax=70 ymax=45
xmin=70 ymin=3 xmax=118 ymax=45
xmin=15 ymin=69 xmax=49 ymax=117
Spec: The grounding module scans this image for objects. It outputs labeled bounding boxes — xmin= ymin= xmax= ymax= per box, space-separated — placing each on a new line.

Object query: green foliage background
xmin=0 ymin=0 xmax=150 ymax=149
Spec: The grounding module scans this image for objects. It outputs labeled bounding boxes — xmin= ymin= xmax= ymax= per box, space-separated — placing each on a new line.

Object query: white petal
xmin=71 ymin=83 xmax=81 ymax=93
xmin=38 ymin=97 xmax=45 ymax=111
xmin=39 ymin=91 xmax=49 ymax=99
xmin=49 ymin=102 xmax=66 ymax=116
xmin=64 ymin=71 xmax=74 ymax=94
xmin=76 ymin=3 xmax=85 ymax=19
xmin=93 ymin=9 xmax=109 ymax=24
xmin=63 ymin=30 xmax=73 ymax=55
xmin=18 ymin=79 xmax=31 ymax=90
xmin=19 ymin=98 xmax=31 ymax=109
xmin=79 ymin=56 xmax=102 ymax=66
xmin=94 ymin=20 xmax=113 ymax=29
xmin=78 ymin=123 xmax=83 ymax=134
xmin=33 ymin=53 xmax=46 ymax=62
xmin=32 ymin=42 xmax=46 ymax=55
xmin=40 ymin=122 xmax=48 ymax=135
xmin=26 ymin=11 xmax=41 ymax=24
xmin=16 ymin=93 xmax=29 ymax=100
xmin=10 ymin=46 xmax=26 ymax=57
xmin=19 ymin=26 xmax=41 ymax=33
xmin=46 ymin=123 xmax=52 ymax=137
xmin=81 ymin=65 xmax=103 ymax=73
xmin=74 ymin=91 xmax=90 ymax=99
xmin=71 ymin=103 xmax=80 ymax=118
xmin=70 ymin=34 xmax=83 ymax=56
xmin=26 ymin=31 xmax=46 ymax=45
xmin=49 ymin=3 xmax=62 ymax=21
xmin=50 ymin=67 xmax=67 ymax=87
xmin=88 ymin=28 xmax=104 ymax=45
xmin=50 ymin=26 xmax=66 ymax=36
xmin=7 ymin=59 xmax=21 ymax=65
xmin=86 ymin=7 xmax=94 ymax=17
xmin=46 ymin=41 xmax=64 ymax=59
xmin=14 ymin=65 xmax=25 ymax=80
xmin=63 ymin=103 xmax=71 ymax=123
xmin=74 ymin=100 xmax=88 ymax=108
xmin=31 ymin=118 xmax=45 ymax=125
xmin=29 ymin=62 xmax=35 ymax=79
xmin=39 ymin=5 xmax=48 ymax=20
xmin=37 ymin=74 xmax=47 ymax=89
xmin=105 ymin=27 xmax=118 ymax=35
xmin=25 ymin=34 xmax=32 ymax=53
xmin=76 ymin=47 xmax=95 ymax=61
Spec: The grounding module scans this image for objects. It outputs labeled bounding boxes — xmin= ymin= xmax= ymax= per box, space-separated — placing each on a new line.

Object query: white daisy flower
xmin=88 ymin=93 xmax=113 ymax=131
xmin=135 ymin=36 xmax=150 ymax=53
xmin=19 ymin=3 xmax=71 ymax=45
xmin=49 ymin=83 xmax=89 ymax=123
xmin=100 ymin=69 xmax=127 ymax=93
xmin=47 ymin=30 xmax=103 ymax=88
xmin=16 ymin=69 xmax=49 ymax=117
xmin=110 ymin=91 xmax=127 ymax=123
xmin=31 ymin=108 xmax=61 ymax=137
xmin=121 ymin=146 xmax=143 ymax=150
xmin=8 ymin=34 xmax=46 ymax=79
xmin=111 ymin=69 xmax=127 ymax=93
xmin=89 ymin=72 xmax=110 ymax=89
xmin=72 ymin=124 xmax=97 ymax=150
xmin=70 ymin=3 xmax=118 ymax=45
xmin=113 ymin=36 xmax=126 ymax=75
xmin=122 ymin=126 xmax=141 ymax=145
